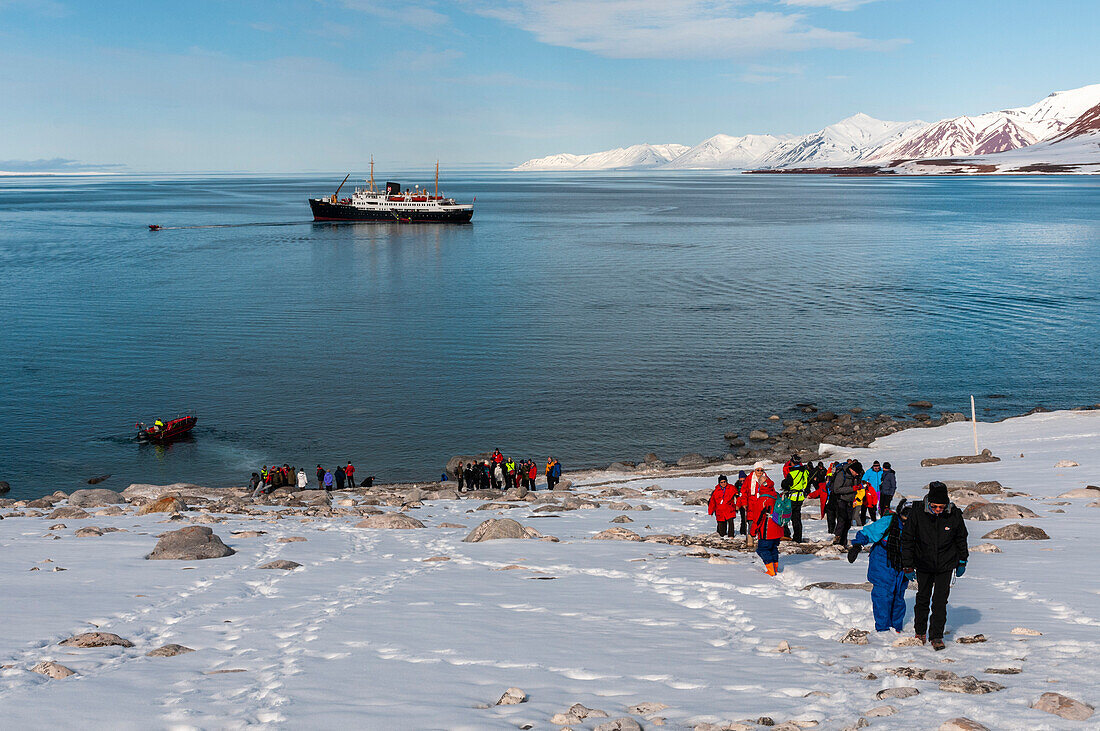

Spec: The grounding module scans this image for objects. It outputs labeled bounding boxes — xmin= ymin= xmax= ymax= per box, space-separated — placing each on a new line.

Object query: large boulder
xmin=921 ymin=450 xmax=999 ymax=467
xmin=137 ymin=496 xmax=188 ymax=515
xmin=963 ymin=503 xmax=1039 ymax=521
xmin=31 ymin=661 xmax=76 ymax=679
xmin=67 ymin=488 xmax=127 ymax=507
xmin=463 ymin=518 xmax=542 ymax=542
xmin=982 ymin=524 xmax=1050 ymax=541
xmin=147 ymin=526 xmax=235 ymax=560
xmin=1058 ymin=487 xmax=1100 ymax=499
xmin=48 ymin=506 xmax=90 ymax=519
xmin=60 ymin=632 xmax=134 ymax=648
xmin=677 ymin=453 xmax=707 ymax=467
xmin=122 ymin=483 xmax=221 ymax=501
xmin=592 ymin=527 xmax=643 ymax=542
xmin=1030 ymin=692 xmax=1094 ymax=721
xmin=356 ymin=513 xmax=426 ymax=529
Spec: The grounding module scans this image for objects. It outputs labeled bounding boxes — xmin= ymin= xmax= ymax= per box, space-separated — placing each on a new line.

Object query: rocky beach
xmin=1 ymin=409 xmax=1098 ymax=728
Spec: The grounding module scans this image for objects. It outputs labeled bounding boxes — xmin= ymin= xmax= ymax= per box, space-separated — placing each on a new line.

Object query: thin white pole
xmin=971 ymin=395 xmax=979 ymax=455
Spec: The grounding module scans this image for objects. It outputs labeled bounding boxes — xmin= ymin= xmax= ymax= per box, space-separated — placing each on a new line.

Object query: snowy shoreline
xmin=2 ymin=409 xmax=1098 ymax=728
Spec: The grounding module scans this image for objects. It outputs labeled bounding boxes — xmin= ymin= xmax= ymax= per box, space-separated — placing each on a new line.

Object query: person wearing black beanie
xmin=901 ymin=481 xmax=969 ymax=650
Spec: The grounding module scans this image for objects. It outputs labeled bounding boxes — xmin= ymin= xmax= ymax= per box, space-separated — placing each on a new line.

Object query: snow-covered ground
xmin=2 ymin=410 xmax=1098 ymax=729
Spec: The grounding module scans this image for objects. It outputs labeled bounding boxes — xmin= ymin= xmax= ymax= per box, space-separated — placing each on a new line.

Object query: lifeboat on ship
xmin=136 ymin=415 xmax=197 ymax=443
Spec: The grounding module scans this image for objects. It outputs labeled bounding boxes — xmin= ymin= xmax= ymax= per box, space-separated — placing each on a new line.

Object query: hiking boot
xmin=765 ymin=562 xmax=777 ymax=576
xmin=914 ymin=634 xmax=926 ymax=645
xmin=931 ymin=638 xmax=946 ymax=651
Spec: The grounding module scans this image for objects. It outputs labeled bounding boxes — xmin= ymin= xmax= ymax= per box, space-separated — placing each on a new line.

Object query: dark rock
xmin=956 ymin=634 xmax=987 ymax=644
xmin=86 ymin=474 xmax=112 ymax=485
xmin=982 ymin=524 xmax=1050 ymax=541
xmin=921 ymin=450 xmax=1000 ymax=467
xmin=677 ymin=453 xmax=707 ymax=467
xmin=963 ymin=503 xmax=1039 ymax=521
xmin=984 ymin=667 xmax=1021 ymax=675
xmin=147 ymin=526 xmax=235 ymax=560
xmin=0 ymin=481 xmax=9 ymax=495
xmin=749 ymin=430 xmax=769 ymax=441
xmin=67 ymin=488 xmax=126 ymax=507
xmin=48 ymin=506 xmax=91 ymax=519
xmin=909 ymin=400 xmax=933 ymax=408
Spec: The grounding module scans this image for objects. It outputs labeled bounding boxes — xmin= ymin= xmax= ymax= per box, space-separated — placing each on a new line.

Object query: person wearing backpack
xmin=829 ymin=461 xmax=861 ymax=546
xmin=902 ymin=481 xmax=969 ymax=650
xmin=848 ymin=499 xmax=911 ymax=632
xmin=741 ymin=462 xmax=774 ymax=552
xmin=750 ymin=473 xmax=784 ymax=576
xmin=783 ymin=455 xmax=811 ymax=542
xmin=707 ymin=475 xmax=739 ymax=538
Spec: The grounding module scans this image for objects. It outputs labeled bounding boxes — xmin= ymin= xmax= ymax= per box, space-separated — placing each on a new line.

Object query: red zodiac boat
xmin=136 ymin=415 xmax=197 ymax=442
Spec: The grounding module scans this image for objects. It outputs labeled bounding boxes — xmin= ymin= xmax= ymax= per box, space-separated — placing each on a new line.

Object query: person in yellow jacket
xmin=545 ymin=457 xmax=561 ymax=490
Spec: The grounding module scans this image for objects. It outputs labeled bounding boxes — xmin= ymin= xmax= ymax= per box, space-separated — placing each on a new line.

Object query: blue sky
xmin=0 ymin=0 xmax=1097 ymax=171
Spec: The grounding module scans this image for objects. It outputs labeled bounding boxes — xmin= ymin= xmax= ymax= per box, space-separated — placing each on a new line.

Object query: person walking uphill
xmin=902 ymin=481 xmax=968 ymax=651
xmin=708 ymin=475 xmax=739 ymax=538
xmin=748 ymin=468 xmax=784 ymax=576
xmin=848 ymin=499 xmax=910 ymax=633
xmin=829 ymin=461 xmax=861 ymax=546
xmin=782 ymin=456 xmax=810 ymax=543
xmin=741 ymin=463 xmax=774 ymax=551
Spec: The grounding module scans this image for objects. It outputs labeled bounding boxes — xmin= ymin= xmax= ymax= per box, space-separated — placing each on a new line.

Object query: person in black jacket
xmin=901 ymin=481 xmax=968 ymax=650
xmin=879 ymin=462 xmax=898 ymax=513
xmin=829 ymin=461 xmax=861 ymax=546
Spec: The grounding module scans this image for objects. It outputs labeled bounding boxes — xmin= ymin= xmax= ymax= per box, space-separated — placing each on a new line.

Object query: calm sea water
xmin=1 ymin=172 xmax=1098 ymax=500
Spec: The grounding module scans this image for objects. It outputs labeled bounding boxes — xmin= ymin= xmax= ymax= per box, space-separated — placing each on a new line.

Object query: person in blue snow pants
xmin=849 ymin=501 xmax=910 ymax=632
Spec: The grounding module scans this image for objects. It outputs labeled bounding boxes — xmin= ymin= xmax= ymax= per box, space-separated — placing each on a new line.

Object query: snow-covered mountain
xmin=870 ymin=84 xmax=1100 ymax=161
xmin=662 ymin=133 xmax=787 ymax=169
xmin=511 ymin=84 xmax=1100 ymax=172
xmin=758 ymin=113 xmax=925 ymax=168
xmin=512 ymin=143 xmax=689 ymax=171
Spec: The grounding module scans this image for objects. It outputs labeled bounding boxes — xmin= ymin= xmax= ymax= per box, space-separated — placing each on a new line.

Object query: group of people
xmin=453 ymin=450 xmax=563 ymax=492
xmin=708 ymin=458 xmax=967 ymax=650
xmin=249 ymin=461 xmax=373 ymax=497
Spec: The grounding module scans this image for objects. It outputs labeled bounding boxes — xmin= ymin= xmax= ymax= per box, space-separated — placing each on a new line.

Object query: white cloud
xmin=782 ymin=0 xmax=883 ymax=10
xmin=463 ymin=0 xmax=904 ymax=58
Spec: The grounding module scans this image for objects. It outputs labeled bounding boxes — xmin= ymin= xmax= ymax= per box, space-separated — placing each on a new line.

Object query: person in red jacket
xmin=749 ymin=470 xmax=784 ymax=576
xmin=345 ymin=461 xmax=356 ymax=487
xmin=740 ymin=462 xmax=774 ymax=550
xmin=707 ymin=475 xmax=739 ymax=537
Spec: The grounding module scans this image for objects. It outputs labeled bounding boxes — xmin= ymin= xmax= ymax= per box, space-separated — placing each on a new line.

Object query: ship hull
xmin=309 ymin=199 xmax=473 ymax=224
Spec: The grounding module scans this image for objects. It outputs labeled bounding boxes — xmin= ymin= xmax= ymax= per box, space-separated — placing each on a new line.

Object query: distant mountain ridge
xmin=513 ymin=84 xmax=1100 ymax=172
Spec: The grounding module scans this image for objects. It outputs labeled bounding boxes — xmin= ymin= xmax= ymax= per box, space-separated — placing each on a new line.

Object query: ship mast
xmin=435 ymin=161 xmax=439 ymax=198
xmin=369 ymin=156 xmax=375 ymax=193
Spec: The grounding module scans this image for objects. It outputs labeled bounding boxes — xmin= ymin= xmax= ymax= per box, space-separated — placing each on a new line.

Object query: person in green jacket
xmin=782 ymin=455 xmax=811 ymax=543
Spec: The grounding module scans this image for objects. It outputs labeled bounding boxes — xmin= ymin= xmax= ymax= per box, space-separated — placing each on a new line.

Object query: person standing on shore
xmin=707 ymin=475 xmax=738 ymax=538
xmin=345 ymin=461 xmax=356 ymax=487
xmin=316 ymin=464 xmax=325 ymax=489
xmin=829 ymin=461 xmax=861 ymax=546
xmin=492 ymin=462 xmax=503 ymax=490
xmin=741 ymin=463 xmax=773 ymax=550
xmin=848 ymin=499 xmax=910 ymax=633
xmin=334 ymin=465 xmax=346 ymax=491
xmin=504 ymin=458 xmax=516 ymax=490
xmin=456 ymin=461 xmax=465 ymax=492
xmin=323 ymin=470 xmax=334 ymax=491
xmin=527 ymin=460 xmax=538 ymax=490
xmin=546 ymin=457 xmax=561 ymax=490
xmin=783 ymin=456 xmax=810 ymax=543
xmin=296 ymin=467 xmax=308 ymax=490
xmin=249 ymin=472 xmax=262 ymax=497
xmin=879 ymin=462 xmax=898 ymax=513
xmin=902 ymin=481 xmax=968 ymax=650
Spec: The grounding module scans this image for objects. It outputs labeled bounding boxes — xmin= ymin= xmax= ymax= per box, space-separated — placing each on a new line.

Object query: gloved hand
xmin=903 ymin=568 xmax=916 ymax=581
xmin=956 ymin=560 xmax=967 ymax=578
xmin=847 ymin=545 xmax=862 ymax=563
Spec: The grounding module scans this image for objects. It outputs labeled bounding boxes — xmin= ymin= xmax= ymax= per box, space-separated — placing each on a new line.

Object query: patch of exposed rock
xmin=67 ymin=488 xmax=127 ymax=507
xmin=463 ymin=518 xmax=542 ymax=542
xmin=356 ymin=513 xmax=426 ymax=529
xmin=137 ymin=496 xmax=187 ymax=515
xmin=982 ymin=524 xmax=1049 ymax=540
xmin=1031 ymin=692 xmax=1094 ymax=721
xmin=921 ymin=449 xmax=999 ymax=467
xmin=31 ymin=661 xmax=76 ymax=679
xmin=963 ymin=503 xmax=1039 ymax=521
xmin=147 ymin=526 xmax=235 ymax=560
xmin=48 ymin=506 xmax=91 ymax=520
xmin=259 ymin=560 xmax=302 ymax=570
xmin=60 ymin=632 xmax=134 ymax=648
xmin=592 ymin=527 xmax=643 ymax=542
xmin=147 ymin=644 xmax=195 ymax=657
xmin=495 ymin=687 xmax=527 ymax=705
xmin=939 ymin=676 xmax=1005 ymax=694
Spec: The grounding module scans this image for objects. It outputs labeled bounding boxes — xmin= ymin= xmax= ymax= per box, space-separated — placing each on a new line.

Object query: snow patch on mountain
xmin=513 ymin=143 xmax=689 ymax=171
xmin=662 ymin=133 xmax=788 ymax=169
xmin=760 ymin=113 xmax=925 ymax=167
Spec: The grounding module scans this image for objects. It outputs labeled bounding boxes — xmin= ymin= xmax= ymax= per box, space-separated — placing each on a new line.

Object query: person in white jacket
xmin=296 ymin=469 xmax=308 ymax=490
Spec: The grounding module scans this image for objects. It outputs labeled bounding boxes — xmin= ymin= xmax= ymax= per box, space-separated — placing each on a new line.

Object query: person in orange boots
xmin=740 ymin=463 xmax=773 ymax=550
xmin=746 ymin=463 xmax=783 ymax=573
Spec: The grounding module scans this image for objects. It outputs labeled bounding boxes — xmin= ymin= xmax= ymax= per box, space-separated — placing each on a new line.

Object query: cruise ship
xmin=309 ymin=161 xmax=474 ymax=223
